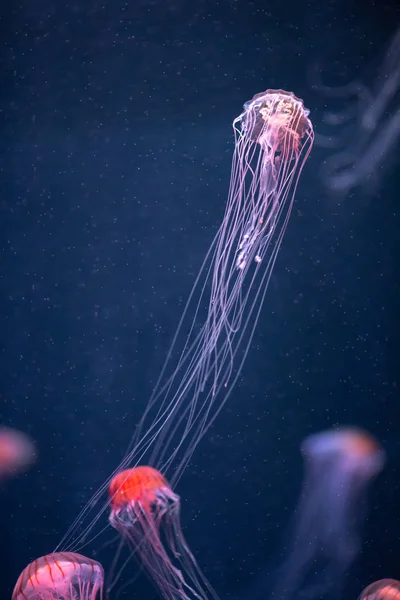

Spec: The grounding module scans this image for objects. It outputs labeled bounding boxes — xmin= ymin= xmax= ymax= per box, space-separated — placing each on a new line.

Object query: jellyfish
xmin=359 ymin=579 xmax=400 ymax=600
xmin=12 ymin=552 xmax=104 ymax=600
xmin=273 ymin=427 xmax=385 ymax=600
xmin=0 ymin=427 xmax=36 ymax=480
xmin=109 ymin=466 xmax=216 ymax=600
xmin=313 ymin=25 xmax=400 ymax=195
xmin=116 ymin=89 xmax=314 ymax=483
xmin=58 ymin=89 xmax=313 ymax=552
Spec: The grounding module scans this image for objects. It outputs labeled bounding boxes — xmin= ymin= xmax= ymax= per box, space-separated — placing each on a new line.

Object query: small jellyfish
xmin=12 ymin=552 xmax=104 ymax=600
xmin=273 ymin=427 xmax=385 ymax=600
xmin=109 ymin=466 xmax=216 ymax=600
xmin=359 ymin=579 xmax=400 ymax=600
xmin=0 ymin=427 xmax=35 ymax=479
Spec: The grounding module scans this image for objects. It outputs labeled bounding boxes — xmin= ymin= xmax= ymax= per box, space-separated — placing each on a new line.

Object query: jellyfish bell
xmin=0 ymin=427 xmax=36 ymax=479
xmin=240 ymin=89 xmax=311 ymax=151
xmin=12 ymin=552 xmax=104 ymax=600
xmin=109 ymin=466 xmax=215 ymax=600
xmin=302 ymin=427 xmax=386 ymax=480
xmin=358 ymin=579 xmax=400 ymax=600
xmin=109 ymin=466 xmax=175 ymax=527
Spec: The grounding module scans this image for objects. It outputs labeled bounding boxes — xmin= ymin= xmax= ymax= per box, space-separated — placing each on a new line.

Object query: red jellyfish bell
xmin=109 ymin=466 xmax=215 ymax=600
xmin=12 ymin=552 xmax=104 ymax=600
xmin=359 ymin=579 xmax=400 ymax=600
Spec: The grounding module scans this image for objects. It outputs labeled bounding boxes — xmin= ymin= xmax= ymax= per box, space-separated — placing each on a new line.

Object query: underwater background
xmin=1 ymin=0 xmax=399 ymax=598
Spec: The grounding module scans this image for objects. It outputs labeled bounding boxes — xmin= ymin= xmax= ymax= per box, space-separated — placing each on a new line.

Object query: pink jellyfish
xmin=12 ymin=552 xmax=104 ymax=600
xmin=108 ymin=466 xmax=217 ymax=600
xmin=0 ymin=427 xmax=35 ymax=480
xmin=359 ymin=579 xmax=400 ymax=600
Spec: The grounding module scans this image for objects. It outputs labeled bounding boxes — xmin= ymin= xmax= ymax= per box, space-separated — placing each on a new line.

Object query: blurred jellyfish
xmin=12 ymin=552 xmax=104 ymax=600
xmin=58 ymin=89 xmax=313 ymax=554
xmin=273 ymin=427 xmax=385 ymax=600
xmin=109 ymin=466 xmax=216 ymax=600
xmin=314 ymin=25 xmax=400 ymax=195
xmin=359 ymin=579 xmax=400 ymax=600
xmin=0 ymin=427 xmax=36 ymax=480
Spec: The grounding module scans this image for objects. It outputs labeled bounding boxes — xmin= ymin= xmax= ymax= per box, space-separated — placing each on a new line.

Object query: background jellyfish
xmin=57 ymin=88 xmax=313 ymax=552
xmin=108 ymin=466 xmax=217 ymax=600
xmin=12 ymin=552 xmax=104 ymax=600
xmin=358 ymin=579 xmax=400 ymax=600
xmin=0 ymin=427 xmax=36 ymax=480
xmin=313 ymin=25 xmax=400 ymax=195
xmin=273 ymin=427 xmax=385 ymax=600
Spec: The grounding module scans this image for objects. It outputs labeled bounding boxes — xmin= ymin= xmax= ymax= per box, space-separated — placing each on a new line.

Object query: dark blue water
xmin=1 ymin=1 xmax=399 ymax=598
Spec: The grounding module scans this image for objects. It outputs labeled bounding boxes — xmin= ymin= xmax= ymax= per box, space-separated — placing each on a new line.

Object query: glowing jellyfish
xmin=0 ymin=427 xmax=35 ymax=480
xmin=58 ymin=89 xmax=313 ymax=553
xmin=109 ymin=466 xmax=216 ymax=600
xmin=12 ymin=552 xmax=104 ymax=600
xmin=359 ymin=579 xmax=400 ymax=600
xmin=119 ymin=89 xmax=314 ymax=481
xmin=274 ymin=427 xmax=385 ymax=600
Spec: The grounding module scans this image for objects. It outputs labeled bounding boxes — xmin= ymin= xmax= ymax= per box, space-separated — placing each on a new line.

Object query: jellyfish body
xmin=274 ymin=427 xmax=385 ymax=600
xmin=109 ymin=466 xmax=215 ymax=600
xmin=117 ymin=89 xmax=313 ymax=482
xmin=0 ymin=427 xmax=35 ymax=479
xmin=359 ymin=579 xmax=400 ymax=600
xmin=12 ymin=552 xmax=104 ymax=600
